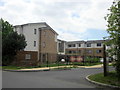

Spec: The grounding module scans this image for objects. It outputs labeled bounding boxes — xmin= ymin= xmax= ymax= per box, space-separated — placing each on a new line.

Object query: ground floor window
xmin=25 ymin=54 xmax=31 ymax=59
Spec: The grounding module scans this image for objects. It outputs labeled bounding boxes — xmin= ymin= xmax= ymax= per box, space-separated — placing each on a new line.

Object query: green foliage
xmin=85 ymin=56 xmax=100 ymax=63
xmin=105 ymin=1 xmax=120 ymax=80
xmin=1 ymin=19 xmax=27 ymax=65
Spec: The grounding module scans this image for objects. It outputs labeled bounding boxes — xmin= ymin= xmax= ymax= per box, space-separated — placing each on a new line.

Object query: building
xmin=12 ymin=22 xmax=108 ymax=66
xmin=65 ymin=40 xmax=105 ymax=58
xmin=57 ymin=39 xmax=66 ymax=55
xmin=13 ymin=22 xmax=58 ymax=66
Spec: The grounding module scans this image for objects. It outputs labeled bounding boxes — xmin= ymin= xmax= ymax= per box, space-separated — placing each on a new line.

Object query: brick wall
xmin=13 ymin=51 xmax=38 ymax=66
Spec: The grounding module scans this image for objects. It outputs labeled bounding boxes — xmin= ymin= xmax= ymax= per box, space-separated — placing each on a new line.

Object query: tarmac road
xmin=2 ymin=66 xmax=114 ymax=88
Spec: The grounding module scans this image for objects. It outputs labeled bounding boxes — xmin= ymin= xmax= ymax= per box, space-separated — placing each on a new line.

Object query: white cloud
xmin=0 ymin=0 xmax=113 ymax=41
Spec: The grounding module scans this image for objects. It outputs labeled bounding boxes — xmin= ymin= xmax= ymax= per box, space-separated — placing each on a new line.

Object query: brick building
xmin=65 ymin=40 xmax=105 ymax=58
xmin=13 ymin=22 xmax=58 ymax=66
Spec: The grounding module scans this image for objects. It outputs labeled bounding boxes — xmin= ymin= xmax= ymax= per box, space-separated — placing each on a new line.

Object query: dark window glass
xmin=68 ymin=44 xmax=76 ymax=47
xmin=78 ymin=44 xmax=81 ymax=47
xmin=34 ymin=29 xmax=36 ymax=34
xmin=97 ymin=43 xmax=101 ymax=46
xmin=34 ymin=41 xmax=36 ymax=47
xmin=87 ymin=43 xmax=91 ymax=47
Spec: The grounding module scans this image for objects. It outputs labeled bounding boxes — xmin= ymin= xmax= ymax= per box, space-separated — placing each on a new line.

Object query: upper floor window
xmin=97 ymin=43 xmax=101 ymax=47
xmin=87 ymin=43 xmax=91 ymax=47
xmin=34 ymin=41 xmax=36 ymax=47
xmin=42 ymin=42 xmax=46 ymax=48
xmin=68 ymin=44 xmax=76 ymax=47
xmin=34 ymin=29 xmax=37 ymax=34
xmin=78 ymin=44 xmax=81 ymax=47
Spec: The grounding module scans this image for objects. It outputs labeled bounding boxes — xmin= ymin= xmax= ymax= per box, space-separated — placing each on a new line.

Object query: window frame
xmin=25 ymin=54 xmax=31 ymax=59
xmin=34 ymin=41 xmax=36 ymax=47
xmin=34 ymin=29 xmax=37 ymax=34
xmin=97 ymin=43 xmax=101 ymax=47
xmin=87 ymin=43 xmax=91 ymax=47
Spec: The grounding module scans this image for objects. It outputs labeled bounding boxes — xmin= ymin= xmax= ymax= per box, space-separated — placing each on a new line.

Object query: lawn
xmin=88 ymin=71 xmax=120 ymax=87
xmin=1 ymin=62 xmax=103 ymax=70
xmin=1 ymin=63 xmax=72 ymax=70
xmin=72 ymin=62 xmax=102 ymax=66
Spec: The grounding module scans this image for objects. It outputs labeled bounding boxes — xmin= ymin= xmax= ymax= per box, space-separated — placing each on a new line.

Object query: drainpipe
xmin=39 ymin=28 xmax=42 ymax=64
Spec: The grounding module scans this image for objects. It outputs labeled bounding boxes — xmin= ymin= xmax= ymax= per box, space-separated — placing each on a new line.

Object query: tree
xmin=1 ymin=19 xmax=27 ymax=65
xmin=105 ymin=1 xmax=120 ymax=80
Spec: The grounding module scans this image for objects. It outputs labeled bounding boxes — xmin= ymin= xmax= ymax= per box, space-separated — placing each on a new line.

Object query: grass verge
xmin=1 ymin=62 xmax=104 ymax=70
xmin=88 ymin=71 xmax=120 ymax=87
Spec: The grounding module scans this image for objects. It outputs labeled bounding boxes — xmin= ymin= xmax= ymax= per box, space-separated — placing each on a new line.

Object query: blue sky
xmin=0 ymin=0 xmax=113 ymax=41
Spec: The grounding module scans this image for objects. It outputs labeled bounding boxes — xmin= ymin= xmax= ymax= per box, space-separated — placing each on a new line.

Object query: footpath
xmin=3 ymin=64 xmax=105 ymax=72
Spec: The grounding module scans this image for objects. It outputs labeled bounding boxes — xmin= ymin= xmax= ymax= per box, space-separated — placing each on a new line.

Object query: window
xmin=68 ymin=45 xmax=71 ymax=47
xmin=42 ymin=42 xmax=46 ymax=48
xmin=68 ymin=44 xmax=75 ymax=47
xmin=78 ymin=44 xmax=81 ymax=47
xmin=68 ymin=50 xmax=76 ymax=54
xmin=86 ymin=50 xmax=92 ymax=54
xmin=87 ymin=43 xmax=91 ymax=47
xmin=97 ymin=43 xmax=101 ymax=47
xmin=96 ymin=50 xmax=102 ymax=53
xmin=34 ymin=29 xmax=37 ymax=34
xmin=68 ymin=51 xmax=72 ymax=54
xmin=38 ymin=28 xmax=41 ymax=30
xmin=72 ymin=51 xmax=76 ymax=53
xmin=34 ymin=41 xmax=36 ymax=47
xmin=78 ymin=50 xmax=81 ymax=53
xmin=25 ymin=54 xmax=31 ymax=59
xmin=43 ymin=30 xmax=46 ymax=36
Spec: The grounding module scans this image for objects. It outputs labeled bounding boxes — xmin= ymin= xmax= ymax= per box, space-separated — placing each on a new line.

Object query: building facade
xmin=14 ymin=23 xmax=58 ymax=66
xmin=12 ymin=22 xmax=108 ymax=66
xmin=65 ymin=40 xmax=105 ymax=58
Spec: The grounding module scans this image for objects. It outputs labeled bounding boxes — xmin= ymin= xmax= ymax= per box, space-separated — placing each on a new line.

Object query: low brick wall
xmin=12 ymin=51 xmax=38 ymax=66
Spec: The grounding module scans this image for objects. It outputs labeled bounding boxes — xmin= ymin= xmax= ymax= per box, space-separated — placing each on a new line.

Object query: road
xmin=2 ymin=67 xmax=114 ymax=88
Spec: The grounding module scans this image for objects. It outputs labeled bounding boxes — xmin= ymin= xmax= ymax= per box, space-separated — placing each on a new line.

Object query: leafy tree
xmin=105 ymin=1 xmax=120 ymax=80
xmin=1 ymin=19 xmax=27 ymax=65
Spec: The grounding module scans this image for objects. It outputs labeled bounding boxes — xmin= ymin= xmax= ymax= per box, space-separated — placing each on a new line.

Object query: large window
xmin=87 ymin=43 xmax=91 ymax=47
xmin=97 ymin=43 xmax=101 ymax=47
xmin=78 ymin=44 xmax=81 ymax=47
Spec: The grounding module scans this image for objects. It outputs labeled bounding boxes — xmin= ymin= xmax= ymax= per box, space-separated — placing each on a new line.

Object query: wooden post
xmin=103 ymin=43 xmax=108 ymax=76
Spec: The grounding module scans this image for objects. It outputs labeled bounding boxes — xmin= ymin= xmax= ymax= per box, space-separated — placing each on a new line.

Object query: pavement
xmin=19 ymin=64 xmax=104 ymax=71
xmin=3 ymin=63 xmax=112 ymax=72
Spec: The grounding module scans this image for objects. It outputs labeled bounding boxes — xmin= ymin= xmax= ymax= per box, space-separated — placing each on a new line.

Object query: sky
xmin=0 ymin=0 xmax=114 ymax=41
